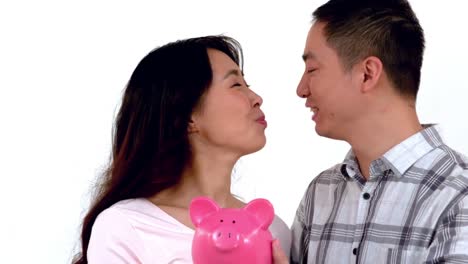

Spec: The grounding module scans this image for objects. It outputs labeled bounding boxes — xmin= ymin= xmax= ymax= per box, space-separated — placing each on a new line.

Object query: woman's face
xmin=190 ymin=49 xmax=267 ymax=156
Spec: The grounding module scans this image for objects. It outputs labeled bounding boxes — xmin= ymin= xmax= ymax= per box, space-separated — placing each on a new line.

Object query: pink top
xmin=87 ymin=198 xmax=291 ymax=263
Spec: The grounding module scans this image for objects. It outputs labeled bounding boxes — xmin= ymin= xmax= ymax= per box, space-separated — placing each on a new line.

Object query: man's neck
xmin=347 ymin=107 xmax=422 ymax=180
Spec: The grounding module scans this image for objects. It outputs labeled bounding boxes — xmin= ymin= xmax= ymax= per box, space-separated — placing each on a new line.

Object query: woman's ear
xmin=188 ymin=119 xmax=198 ymax=133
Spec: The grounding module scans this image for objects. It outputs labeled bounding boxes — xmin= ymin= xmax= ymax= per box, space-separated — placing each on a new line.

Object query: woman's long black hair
xmin=73 ymin=35 xmax=243 ymax=264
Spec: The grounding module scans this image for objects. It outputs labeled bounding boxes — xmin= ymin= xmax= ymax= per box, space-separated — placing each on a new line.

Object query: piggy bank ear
xmin=189 ymin=197 xmax=220 ymax=227
xmin=244 ymin=198 xmax=274 ymax=230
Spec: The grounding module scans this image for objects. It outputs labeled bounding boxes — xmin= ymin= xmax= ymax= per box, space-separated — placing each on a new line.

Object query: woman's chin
xmin=245 ymin=137 xmax=267 ymax=155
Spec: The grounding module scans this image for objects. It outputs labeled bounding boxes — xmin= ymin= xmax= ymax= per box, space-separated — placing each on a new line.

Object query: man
xmin=285 ymin=0 xmax=468 ymax=263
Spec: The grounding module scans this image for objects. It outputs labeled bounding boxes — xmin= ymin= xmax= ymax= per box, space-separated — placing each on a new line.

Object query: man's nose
xmin=296 ymin=75 xmax=309 ymax=98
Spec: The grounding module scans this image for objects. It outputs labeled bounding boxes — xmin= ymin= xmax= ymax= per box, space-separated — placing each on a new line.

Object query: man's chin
xmin=315 ymin=126 xmax=342 ymax=140
xmin=314 ymin=125 xmax=327 ymax=137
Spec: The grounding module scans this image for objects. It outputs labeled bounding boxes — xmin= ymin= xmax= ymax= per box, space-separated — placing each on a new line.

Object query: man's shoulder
xmin=440 ymin=145 xmax=468 ymax=168
xmin=305 ymin=163 xmax=345 ymax=191
xmin=294 ymin=163 xmax=345 ymax=222
xmin=430 ymin=145 xmax=468 ymax=178
xmin=411 ymin=144 xmax=468 ymax=198
xmin=434 ymin=145 xmax=468 ymax=188
xmin=314 ymin=163 xmax=345 ymax=182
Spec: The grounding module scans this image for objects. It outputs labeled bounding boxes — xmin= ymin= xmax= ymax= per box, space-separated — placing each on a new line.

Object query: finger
xmin=272 ymin=239 xmax=289 ymax=264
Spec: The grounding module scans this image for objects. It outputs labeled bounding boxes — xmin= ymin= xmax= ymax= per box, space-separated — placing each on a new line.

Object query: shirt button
xmin=363 ymin=193 xmax=371 ymax=200
xmin=353 ymin=248 xmax=357 ymax=255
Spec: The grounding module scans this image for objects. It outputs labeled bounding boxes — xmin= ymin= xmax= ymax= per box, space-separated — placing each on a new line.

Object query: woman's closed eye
xmin=231 ymin=81 xmax=250 ymax=88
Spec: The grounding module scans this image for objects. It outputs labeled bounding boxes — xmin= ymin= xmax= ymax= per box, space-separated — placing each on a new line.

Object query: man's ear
xmin=359 ymin=56 xmax=383 ymax=93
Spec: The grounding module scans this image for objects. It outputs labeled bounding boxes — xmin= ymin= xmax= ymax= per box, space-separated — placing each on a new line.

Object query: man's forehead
xmin=302 ymin=23 xmax=333 ymax=63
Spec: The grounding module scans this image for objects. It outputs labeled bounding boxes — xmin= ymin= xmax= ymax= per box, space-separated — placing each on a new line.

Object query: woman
xmin=73 ymin=35 xmax=291 ymax=263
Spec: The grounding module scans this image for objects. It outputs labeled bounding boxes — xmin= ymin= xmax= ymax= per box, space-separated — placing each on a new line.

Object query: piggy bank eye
xmin=220 ymin=219 xmax=224 ymax=223
xmin=232 ymin=220 xmax=236 ymax=224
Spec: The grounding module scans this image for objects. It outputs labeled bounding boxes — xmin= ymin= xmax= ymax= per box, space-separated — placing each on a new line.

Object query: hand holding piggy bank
xmin=189 ymin=197 xmax=275 ymax=264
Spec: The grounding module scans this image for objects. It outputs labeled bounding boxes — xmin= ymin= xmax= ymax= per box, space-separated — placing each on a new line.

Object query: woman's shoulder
xmin=270 ymin=214 xmax=290 ymax=232
xmin=109 ymin=198 xmax=158 ymax=215
xmin=96 ymin=198 xmax=190 ymax=229
xmin=91 ymin=198 xmax=154 ymax=240
xmin=88 ymin=199 xmax=151 ymax=263
xmin=101 ymin=198 xmax=175 ymax=219
xmin=89 ymin=198 xmax=193 ymax=263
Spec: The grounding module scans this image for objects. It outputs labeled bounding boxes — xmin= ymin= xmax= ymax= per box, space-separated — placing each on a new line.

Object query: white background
xmin=1 ymin=1 xmax=467 ymax=263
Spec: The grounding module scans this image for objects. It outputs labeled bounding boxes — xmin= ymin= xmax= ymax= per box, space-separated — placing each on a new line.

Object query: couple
xmin=73 ymin=0 xmax=468 ymax=263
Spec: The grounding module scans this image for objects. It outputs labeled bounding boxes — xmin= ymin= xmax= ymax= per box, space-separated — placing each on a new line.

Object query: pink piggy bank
xmin=189 ymin=196 xmax=275 ymax=264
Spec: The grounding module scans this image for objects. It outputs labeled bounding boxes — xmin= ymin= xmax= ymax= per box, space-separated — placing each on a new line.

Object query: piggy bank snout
xmin=211 ymin=225 xmax=241 ymax=251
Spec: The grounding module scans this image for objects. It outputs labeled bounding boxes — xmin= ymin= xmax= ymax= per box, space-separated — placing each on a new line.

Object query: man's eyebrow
xmin=223 ymin=69 xmax=243 ymax=79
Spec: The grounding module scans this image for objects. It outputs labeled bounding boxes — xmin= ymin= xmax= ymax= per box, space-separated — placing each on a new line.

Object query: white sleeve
xmin=87 ymin=208 xmax=147 ymax=264
xmin=270 ymin=215 xmax=292 ymax=260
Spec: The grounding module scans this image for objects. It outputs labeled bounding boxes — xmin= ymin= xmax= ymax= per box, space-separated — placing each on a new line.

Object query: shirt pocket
xmin=386 ymin=247 xmax=427 ymax=263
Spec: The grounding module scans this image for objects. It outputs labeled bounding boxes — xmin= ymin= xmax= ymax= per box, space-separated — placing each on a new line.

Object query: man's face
xmin=296 ymin=22 xmax=364 ymax=140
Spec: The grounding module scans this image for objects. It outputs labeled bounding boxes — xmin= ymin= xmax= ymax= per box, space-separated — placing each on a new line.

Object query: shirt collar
xmin=340 ymin=124 xmax=444 ymax=180
xmin=382 ymin=124 xmax=444 ymax=177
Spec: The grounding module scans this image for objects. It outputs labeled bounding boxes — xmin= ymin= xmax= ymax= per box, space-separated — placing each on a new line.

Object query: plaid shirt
xmin=291 ymin=125 xmax=468 ymax=263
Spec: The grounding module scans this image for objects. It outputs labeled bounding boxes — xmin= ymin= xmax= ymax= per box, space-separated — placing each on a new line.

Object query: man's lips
xmin=308 ymin=107 xmax=319 ymax=121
